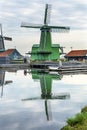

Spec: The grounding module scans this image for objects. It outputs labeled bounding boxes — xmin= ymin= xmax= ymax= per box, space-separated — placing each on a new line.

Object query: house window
xmin=13 ymin=53 xmax=18 ymax=60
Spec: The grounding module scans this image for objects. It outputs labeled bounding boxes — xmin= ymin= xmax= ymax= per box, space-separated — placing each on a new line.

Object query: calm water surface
xmin=0 ymin=69 xmax=87 ymax=130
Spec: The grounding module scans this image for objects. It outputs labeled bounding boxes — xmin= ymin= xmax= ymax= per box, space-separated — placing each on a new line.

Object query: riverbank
xmin=0 ymin=61 xmax=87 ymax=73
xmin=61 ymin=106 xmax=87 ymax=130
xmin=0 ymin=63 xmax=29 ymax=70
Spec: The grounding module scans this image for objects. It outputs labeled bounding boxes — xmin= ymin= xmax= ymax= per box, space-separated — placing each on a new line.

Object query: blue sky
xmin=0 ymin=0 xmax=87 ymax=54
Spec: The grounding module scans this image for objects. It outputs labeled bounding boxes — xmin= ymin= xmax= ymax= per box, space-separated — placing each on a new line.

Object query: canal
xmin=0 ymin=69 xmax=87 ymax=130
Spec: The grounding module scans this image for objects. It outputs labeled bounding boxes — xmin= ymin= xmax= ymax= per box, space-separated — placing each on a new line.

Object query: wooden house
xmin=65 ymin=50 xmax=87 ymax=61
xmin=0 ymin=49 xmax=23 ymax=64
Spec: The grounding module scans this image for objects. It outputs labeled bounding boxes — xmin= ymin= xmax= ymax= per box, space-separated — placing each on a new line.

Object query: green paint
xmin=32 ymin=71 xmax=60 ymax=98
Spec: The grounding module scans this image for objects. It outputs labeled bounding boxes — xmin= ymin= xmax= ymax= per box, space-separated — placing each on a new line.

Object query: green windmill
xmin=21 ymin=4 xmax=70 ymax=62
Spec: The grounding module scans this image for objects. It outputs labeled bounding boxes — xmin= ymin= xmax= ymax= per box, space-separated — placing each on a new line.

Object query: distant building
xmin=0 ymin=49 xmax=23 ymax=64
xmin=65 ymin=50 xmax=87 ymax=61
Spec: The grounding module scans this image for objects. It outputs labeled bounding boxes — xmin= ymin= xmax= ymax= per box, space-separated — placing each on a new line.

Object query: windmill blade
xmin=21 ymin=22 xmax=42 ymax=28
xmin=4 ymin=80 xmax=13 ymax=85
xmin=52 ymin=93 xmax=70 ymax=99
xmin=3 ymin=37 xmax=12 ymax=41
xmin=22 ymin=93 xmax=70 ymax=101
xmin=44 ymin=4 xmax=51 ymax=25
xmin=59 ymin=47 xmax=64 ymax=54
xmin=51 ymin=28 xmax=69 ymax=33
xmin=0 ymin=24 xmax=12 ymax=40
xmin=50 ymin=26 xmax=70 ymax=33
xmin=22 ymin=97 xmax=41 ymax=101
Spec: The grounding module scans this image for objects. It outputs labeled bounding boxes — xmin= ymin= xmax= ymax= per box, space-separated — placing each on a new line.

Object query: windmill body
xmin=21 ymin=4 xmax=70 ymax=62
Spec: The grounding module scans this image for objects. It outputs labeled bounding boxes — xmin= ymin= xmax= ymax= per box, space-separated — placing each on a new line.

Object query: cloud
xmin=0 ymin=0 xmax=87 ymax=54
xmin=0 ymin=0 xmax=87 ymax=29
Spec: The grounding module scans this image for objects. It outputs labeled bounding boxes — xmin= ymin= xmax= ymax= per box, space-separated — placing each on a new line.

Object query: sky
xmin=0 ymin=0 xmax=87 ymax=55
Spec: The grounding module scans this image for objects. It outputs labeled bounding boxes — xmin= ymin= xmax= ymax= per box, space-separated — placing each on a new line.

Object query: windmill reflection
xmin=23 ymin=69 xmax=70 ymax=121
xmin=0 ymin=70 xmax=13 ymax=97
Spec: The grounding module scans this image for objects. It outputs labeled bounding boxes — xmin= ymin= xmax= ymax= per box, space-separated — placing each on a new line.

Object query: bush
xmin=81 ymin=106 xmax=87 ymax=113
xmin=61 ymin=125 xmax=73 ymax=130
xmin=61 ymin=106 xmax=87 ymax=130
xmin=67 ymin=113 xmax=85 ymax=126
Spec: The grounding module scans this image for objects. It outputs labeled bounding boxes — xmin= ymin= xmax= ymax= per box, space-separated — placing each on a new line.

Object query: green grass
xmin=67 ymin=113 xmax=85 ymax=126
xmin=81 ymin=106 xmax=87 ymax=113
xmin=61 ymin=106 xmax=87 ymax=130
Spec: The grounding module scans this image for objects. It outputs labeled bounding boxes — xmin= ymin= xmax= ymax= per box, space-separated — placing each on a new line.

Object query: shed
xmin=0 ymin=49 xmax=23 ymax=64
xmin=65 ymin=50 xmax=87 ymax=61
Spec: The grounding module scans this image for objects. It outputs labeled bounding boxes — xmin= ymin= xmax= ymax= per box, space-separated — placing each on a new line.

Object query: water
xmin=0 ymin=69 xmax=87 ymax=130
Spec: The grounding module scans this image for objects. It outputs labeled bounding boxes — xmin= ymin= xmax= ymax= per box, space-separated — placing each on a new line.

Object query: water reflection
xmin=23 ymin=69 xmax=70 ymax=121
xmin=0 ymin=68 xmax=87 ymax=130
xmin=23 ymin=69 xmax=70 ymax=100
xmin=0 ymin=70 xmax=13 ymax=97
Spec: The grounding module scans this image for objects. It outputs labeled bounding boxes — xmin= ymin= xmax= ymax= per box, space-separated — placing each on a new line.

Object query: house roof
xmin=65 ymin=50 xmax=87 ymax=57
xmin=0 ymin=49 xmax=14 ymax=57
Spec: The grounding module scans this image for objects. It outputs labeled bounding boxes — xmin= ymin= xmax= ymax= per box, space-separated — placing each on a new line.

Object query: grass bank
xmin=61 ymin=106 xmax=87 ymax=130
